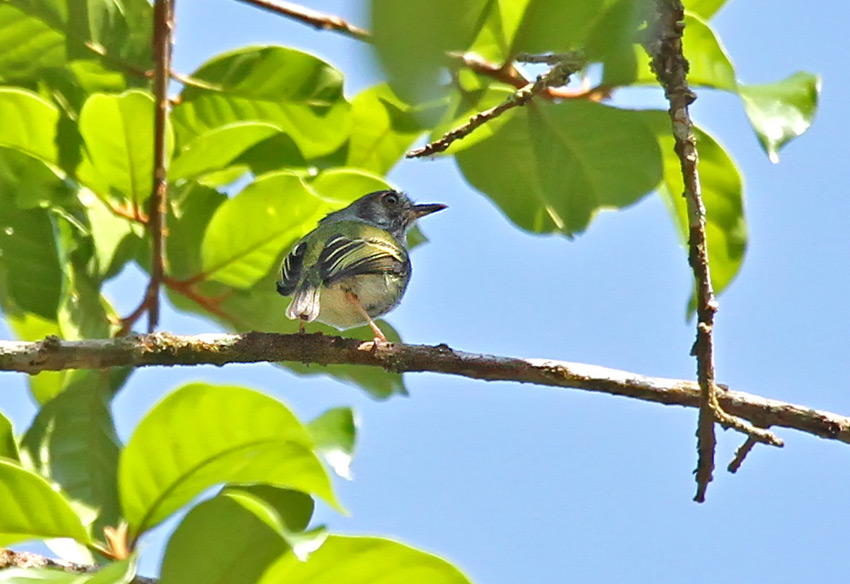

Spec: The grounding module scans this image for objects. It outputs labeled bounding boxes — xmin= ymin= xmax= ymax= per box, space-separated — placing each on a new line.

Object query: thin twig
xmin=144 ymin=0 xmax=175 ymax=333
xmin=645 ymin=0 xmax=760 ymax=502
xmin=728 ymin=435 xmax=759 ymax=473
xmin=0 ymin=549 xmax=156 ymax=583
xmin=407 ymin=54 xmax=585 ymax=158
xmin=234 ymin=0 xmax=370 ymax=41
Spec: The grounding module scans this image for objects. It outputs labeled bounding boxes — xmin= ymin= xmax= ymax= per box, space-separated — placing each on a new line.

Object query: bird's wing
xmin=318 ymin=234 xmax=409 ymax=286
xmin=277 ymin=240 xmax=307 ymax=296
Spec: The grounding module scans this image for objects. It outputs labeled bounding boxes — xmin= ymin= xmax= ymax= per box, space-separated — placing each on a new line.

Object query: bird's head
xmin=322 ymin=190 xmax=447 ymax=241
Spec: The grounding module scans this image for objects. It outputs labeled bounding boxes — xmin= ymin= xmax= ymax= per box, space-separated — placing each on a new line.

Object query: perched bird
xmin=276 ymin=189 xmax=446 ymax=342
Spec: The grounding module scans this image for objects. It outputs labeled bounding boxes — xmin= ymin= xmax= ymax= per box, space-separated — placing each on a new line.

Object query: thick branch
xmin=234 ymin=0 xmax=370 ymax=41
xmin=0 ymin=549 xmax=155 ymax=583
xmin=0 ymin=333 xmax=847 ymax=446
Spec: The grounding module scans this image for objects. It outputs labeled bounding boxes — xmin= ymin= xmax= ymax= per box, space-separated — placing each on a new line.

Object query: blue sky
xmin=3 ymin=1 xmax=850 ymax=582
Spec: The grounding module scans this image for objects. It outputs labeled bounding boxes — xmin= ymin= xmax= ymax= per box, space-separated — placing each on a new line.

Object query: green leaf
xmin=173 ymin=46 xmax=351 ymax=158
xmin=646 ymin=111 xmax=746 ymax=304
xmin=56 ymin=255 xmax=113 ymax=340
xmin=84 ymin=556 xmax=136 ymax=584
xmin=199 ymin=172 xmax=324 ymax=288
xmin=222 ymin=485 xmax=314 ymax=532
xmin=81 ymin=189 xmax=144 ymax=279
xmin=371 ymin=0 xmax=491 ymax=102
xmin=0 ymin=206 xmax=62 ymax=319
xmin=457 ymin=100 xmax=663 ymax=235
xmin=739 ymin=72 xmax=820 ymax=163
xmin=77 ymin=90 xmax=173 ymax=208
xmin=169 ymin=122 xmax=281 ymax=181
xmin=0 ymin=4 xmax=65 ymax=79
xmin=308 ymin=168 xmax=393 ymax=206
xmin=20 ymin=369 xmax=129 ymax=532
xmin=603 ymin=12 xmax=736 ymax=91
xmin=510 ymin=0 xmax=620 ymax=56
xmin=0 ymin=149 xmax=73 ymax=209
xmin=166 ymin=183 xmax=227 ymax=280
xmin=161 ymin=489 xmax=325 ymax=584
xmin=118 ymin=382 xmax=339 ymax=538
xmin=0 ymin=557 xmax=137 ymax=584
xmin=685 ymin=0 xmax=727 ymax=19
xmin=308 ymin=408 xmax=357 ymax=480
xmin=4 ymin=311 xmax=67 ymax=403
xmin=0 ymin=88 xmax=59 ymax=164
xmin=467 ymin=0 xmax=533 ymax=63
xmin=0 ymin=458 xmax=90 ymax=546
xmin=346 ymin=84 xmax=425 ymax=174
xmin=260 ymin=535 xmax=472 ymax=584
xmin=0 ymin=410 xmax=20 ymax=462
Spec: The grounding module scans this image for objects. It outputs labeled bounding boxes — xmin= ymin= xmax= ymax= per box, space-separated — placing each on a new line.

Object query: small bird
xmin=276 ymin=189 xmax=446 ymax=342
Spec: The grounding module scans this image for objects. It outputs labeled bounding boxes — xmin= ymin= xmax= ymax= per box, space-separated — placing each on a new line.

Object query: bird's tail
xmin=286 ymin=282 xmax=321 ymax=322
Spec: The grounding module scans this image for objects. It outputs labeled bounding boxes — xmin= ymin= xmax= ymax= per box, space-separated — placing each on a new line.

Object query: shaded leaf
xmin=260 ymin=535 xmax=472 ymax=584
xmin=20 ymin=369 xmax=129 ymax=533
xmin=457 ymin=100 xmax=663 ymax=235
xmin=739 ymin=72 xmax=820 ymax=163
xmin=0 ymin=149 xmax=73 ymax=209
xmin=0 ymin=458 xmax=90 ymax=546
xmin=0 ymin=206 xmax=62 ymax=319
xmin=4 ymin=311 xmax=66 ymax=403
xmin=685 ymin=0 xmax=727 ymax=19
xmin=173 ymin=46 xmax=351 ymax=158
xmin=0 ymin=4 xmax=64 ymax=79
xmin=118 ymin=382 xmax=339 ymax=538
xmin=166 ymin=183 xmax=227 ymax=280
xmin=0 ymin=410 xmax=19 ymax=462
xmin=308 ymin=408 xmax=357 ymax=480
xmin=222 ymin=485 xmax=314 ymax=532
xmin=646 ymin=111 xmax=746 ymax=306
xmin=81 ymin=189 xmax=144 ymax=279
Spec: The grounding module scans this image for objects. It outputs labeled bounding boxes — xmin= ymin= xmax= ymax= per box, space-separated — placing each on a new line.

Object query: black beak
xmin=412 ymin=203 xmax=448 ymax=219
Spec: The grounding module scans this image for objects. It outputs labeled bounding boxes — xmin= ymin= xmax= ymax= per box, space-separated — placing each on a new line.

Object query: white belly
xmin=317 ymin=273 xmax=408 ymax=329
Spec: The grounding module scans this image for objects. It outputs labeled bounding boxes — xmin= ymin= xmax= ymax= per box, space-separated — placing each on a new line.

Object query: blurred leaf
xmin=0 ymin=88 xmax=59 ymax=164
xmin=0 ymin=458 xmax=90 ymax=546
xmin=0 ymin=149 xmax=73 ymax=209
xmin=308 ymin=167 xmax=392 ymax=206
xmin=0 ymin=206 xmax=62 ymax=319
xmin=739 ymin=72 xmax=820 ymax=163
xmin=174 ymin=46 xmax=351 ymax=158
xmin=4 ymin=311 xmax=66 ymax=403
xmin=82 ymin=556 xmax=136 ymax=584
xmin=119 ymin=382 xmax=339 ymax=538
xmin=260 ymin=535 xmax=472 ymax=584
xmin=371 ymin=0 xmax=491 ymax=102
xmin=0 ymin=557 xmax=137 ymax=584
xmin=57 ymin=258 xmax=112 ymax=340
xmin=603 ymin=12 xmax=736 ymax=91
xmin=467 ymin=0 xmax=532 ymax=63
xmin=457 ymin=100 xmax=662 ymax=235
xmin=347 ymin=84 xmax=425 ymax=174
xmin=308 ymin=408 xmax=357 ymax=480
xmin=232 ymin=132 xmax=306 ymax=177
xmin=0 ymin=410 xmax=19 ymax=462
xmin=510 ymin=0 xmax=624 ymax=56
xmin=77 ymin=90 xmax=173 ymax=208
xmin=222 ymin=485 xmax=314 ymax=532
xmin=428 ymin=79 xmax=514 ymax=155
xmin=169 ymin=122 xmax=281 ymax=181
xmin=200 ymin=172 xmax=324 ymax=288
xmin=161 ymin=489 xmax=325 ymax=584
xmin=20 ymin=368 xmax=129 ymax=533
xmin=0 ymin=4 xmax=64 ymax=79
xmin=646 ymin=111 xmax=746 ymax=307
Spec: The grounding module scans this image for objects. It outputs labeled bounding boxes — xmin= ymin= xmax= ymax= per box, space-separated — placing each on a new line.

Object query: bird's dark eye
xmin=383 ymin=192 xmax=399 ymax=205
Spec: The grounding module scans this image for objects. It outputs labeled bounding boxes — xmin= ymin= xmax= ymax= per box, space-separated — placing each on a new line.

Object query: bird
xmin=276 ymin=189 xmax=446 ymax=342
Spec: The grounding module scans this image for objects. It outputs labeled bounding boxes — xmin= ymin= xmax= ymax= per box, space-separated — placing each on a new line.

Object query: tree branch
xmin=0 ymin=549 xmax=155 ymax=584
xmin=1 ymin=332 xmax=847 ymax=448
xmin=644 ymin=0 xmax=765 ymax=502
xmin=233 ymin=0 xmax=370 ymax=41
xmin=406 ymin=53 xmax=585 ymax=158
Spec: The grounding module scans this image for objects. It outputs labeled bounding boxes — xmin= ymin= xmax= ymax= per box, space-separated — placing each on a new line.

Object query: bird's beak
xmin=412 ymin=203 xmax=448 ymax=219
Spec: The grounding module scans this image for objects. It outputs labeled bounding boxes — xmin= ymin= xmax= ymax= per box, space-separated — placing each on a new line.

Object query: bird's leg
xmin=345 ymin=291 xmax=388 ymax=343
xmin=298 ymin=318 xmax=306 ymax=333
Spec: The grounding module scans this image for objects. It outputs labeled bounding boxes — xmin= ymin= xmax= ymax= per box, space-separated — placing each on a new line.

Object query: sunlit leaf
xmin=77 ymin=90 xmax=174 ymax=208
xmin=0 ymin=410 xmax=19 ymax=462
xmin=119 ymin=382 xmax=339 ymax=538
xmin=169 ymin=122 xmax=281 ymax=181
xmin=259 ymin=535 xmax=472 ymax=584
xmin=0 ymin=4 xmax=64 ymax=79
xmin=646 ymin=111 xmax=746 ymax=307
xmin=457 ymin=100 xmax=663 ymax=235
xmin=739 ymin=72 xmax=820 ymax=163
xmin=174 ymin=46 xmax=351 ymax=158
xmin=0 ymin=458 xmax=90 ymax=546
xmin=0 ymin=88 xmax=59 ymax=164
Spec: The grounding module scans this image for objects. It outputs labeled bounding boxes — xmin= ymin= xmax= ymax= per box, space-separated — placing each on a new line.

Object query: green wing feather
xmin=318 ymin=234 xmax=409 ymax=285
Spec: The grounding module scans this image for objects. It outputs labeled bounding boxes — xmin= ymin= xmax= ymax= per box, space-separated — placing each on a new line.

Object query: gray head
xmin=320 ymin=190 xmax=447 ymax=241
